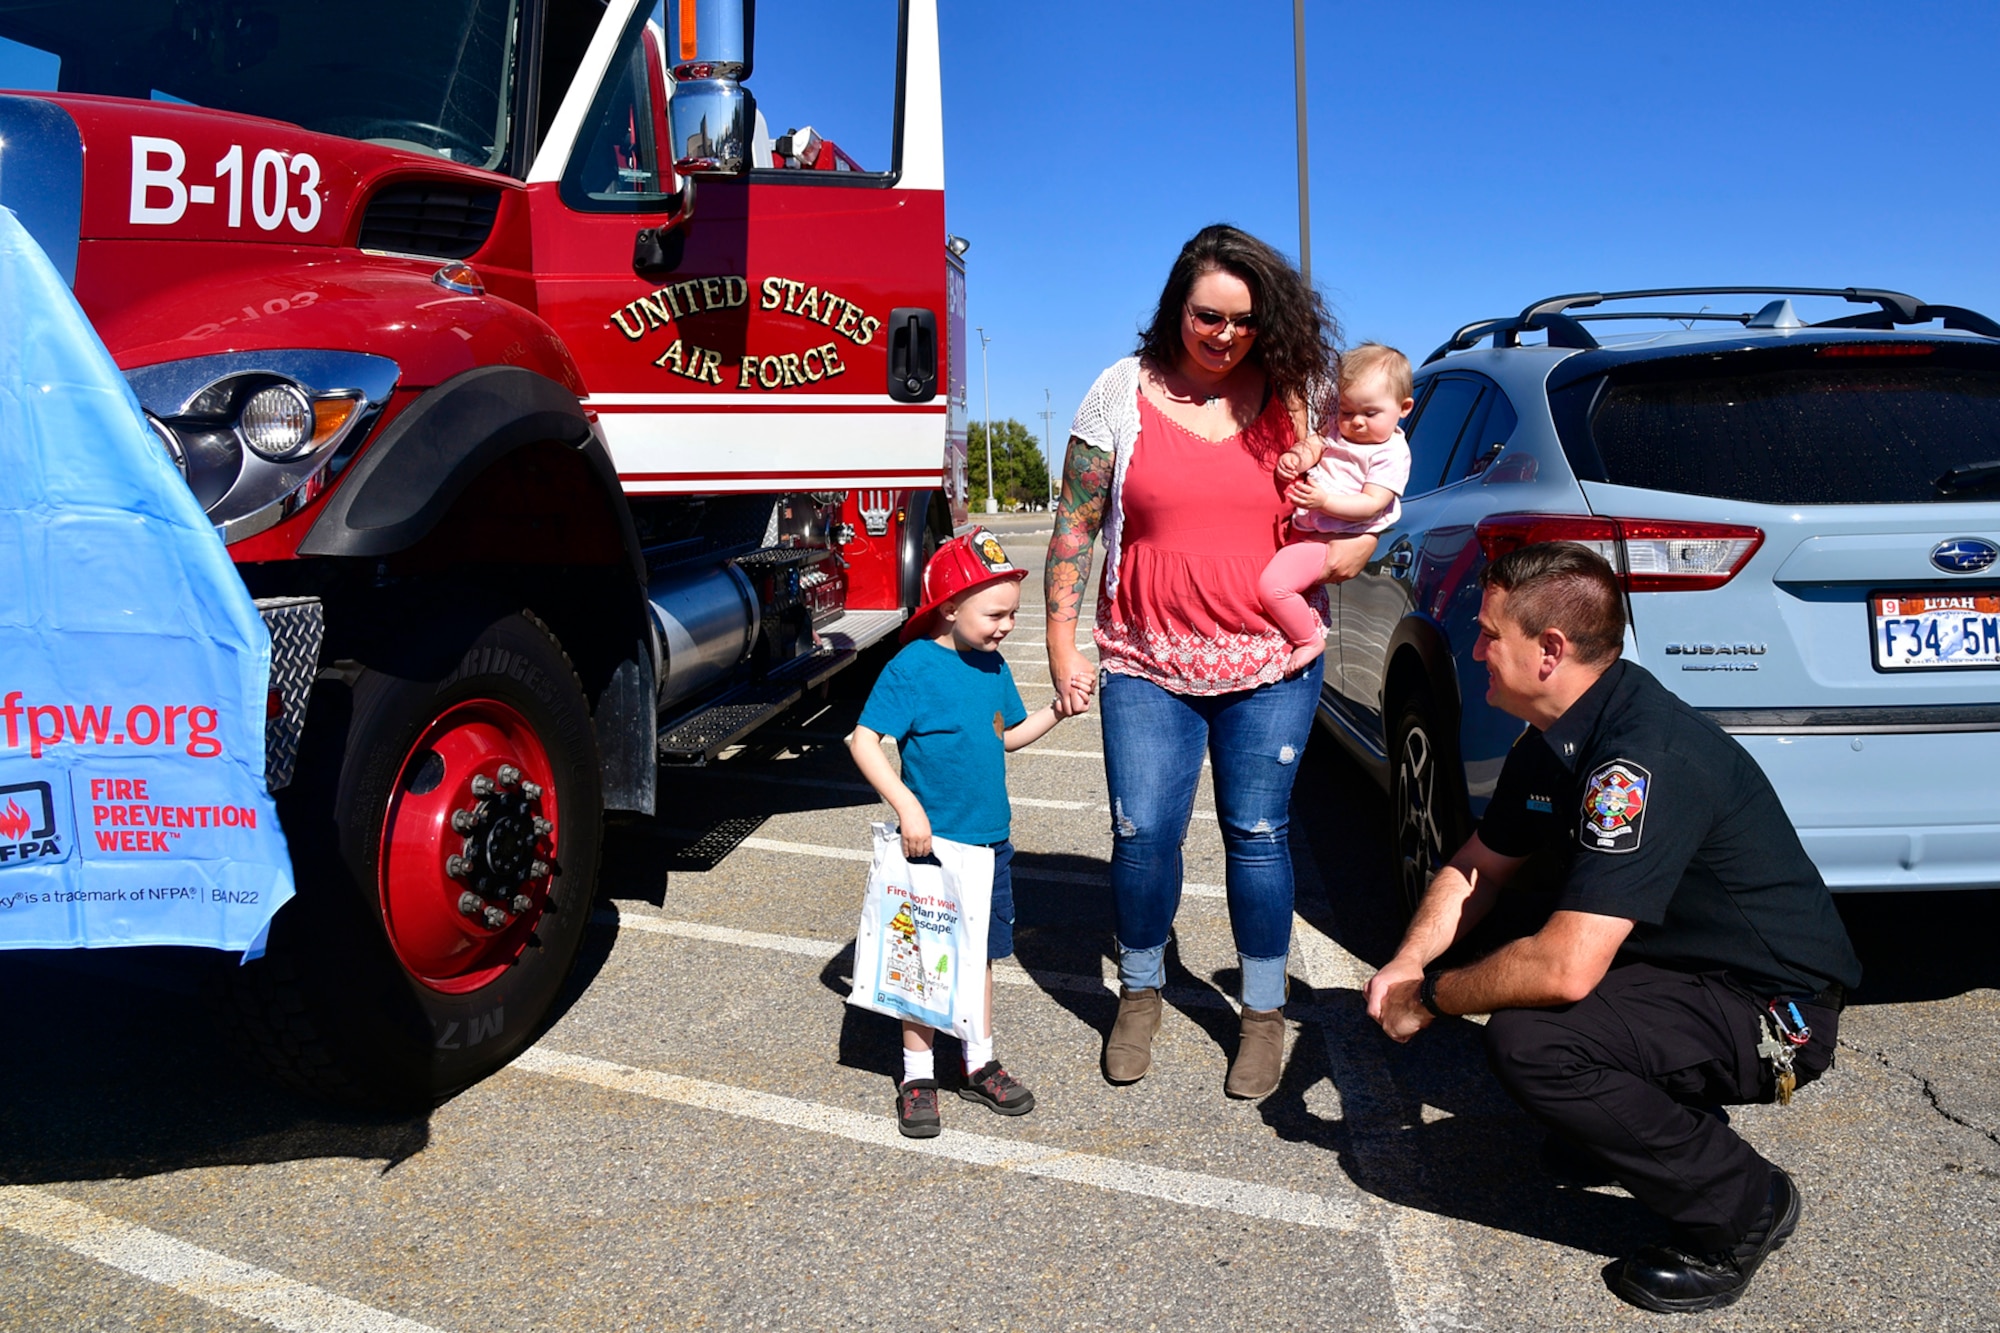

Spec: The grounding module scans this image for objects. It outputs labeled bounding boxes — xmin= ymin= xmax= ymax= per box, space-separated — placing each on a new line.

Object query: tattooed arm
xmin=1045 ymin=433 xmax=1111 ymax=713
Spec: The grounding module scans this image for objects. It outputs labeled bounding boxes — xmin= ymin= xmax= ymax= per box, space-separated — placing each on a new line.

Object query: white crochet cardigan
xmin=1067 ymin=356 xmax=1326 ymax=598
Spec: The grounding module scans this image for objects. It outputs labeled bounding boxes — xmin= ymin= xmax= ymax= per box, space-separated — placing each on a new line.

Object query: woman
xmin=1045 ymin=224 xmax=1374 ymax=1099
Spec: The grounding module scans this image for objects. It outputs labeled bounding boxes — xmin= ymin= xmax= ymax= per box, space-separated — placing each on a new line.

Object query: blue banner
xmin=0 ymin=207 xmax=293 ymax=953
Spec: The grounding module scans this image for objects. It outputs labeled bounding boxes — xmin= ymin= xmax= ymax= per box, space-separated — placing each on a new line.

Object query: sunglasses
xmin=1186 ymin=304 xmax=1259 ymax=336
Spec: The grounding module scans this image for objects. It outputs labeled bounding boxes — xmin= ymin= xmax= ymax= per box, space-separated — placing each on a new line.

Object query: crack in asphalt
xmin=1840 ymin=1037 xmax=2000 ymax=1151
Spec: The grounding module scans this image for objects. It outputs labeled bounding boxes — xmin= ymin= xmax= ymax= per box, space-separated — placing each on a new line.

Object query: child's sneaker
xmin=958 ymin=1061 xmax=1035 ymax=1116
xmin=896 ymin=1078 xmax=942 ymax=1138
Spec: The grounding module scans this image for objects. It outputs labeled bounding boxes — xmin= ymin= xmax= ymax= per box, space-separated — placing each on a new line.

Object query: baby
xmin=1260 ymin=342 xmax=1415 ymax=671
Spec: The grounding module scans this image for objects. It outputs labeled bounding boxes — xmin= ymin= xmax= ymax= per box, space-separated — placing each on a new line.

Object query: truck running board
xmin=654 ymin=608 xmax=905 ymax=765
xmin=656 ymin=647 xmax=857 ymax=765
xmin=813 ymin=608 xmax=905 ymax=653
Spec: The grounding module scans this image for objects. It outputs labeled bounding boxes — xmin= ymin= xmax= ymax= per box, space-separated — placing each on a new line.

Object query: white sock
xmin=963 ymin=1035 xmax=995 ymax=1075
xmin=902 ymin=1047 xmax=935 ymax=1084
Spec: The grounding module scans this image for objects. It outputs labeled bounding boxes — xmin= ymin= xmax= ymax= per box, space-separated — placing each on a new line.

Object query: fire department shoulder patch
xmin=1580 ymin=760 xmax=1650 ymax=854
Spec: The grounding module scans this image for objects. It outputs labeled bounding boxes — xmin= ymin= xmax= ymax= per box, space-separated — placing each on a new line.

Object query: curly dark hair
xmin=1135 ymin=223 xmax=1338 ymax=414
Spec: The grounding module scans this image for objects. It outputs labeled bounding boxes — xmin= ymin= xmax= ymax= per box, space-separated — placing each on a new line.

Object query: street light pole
xmin=977 ymin=326 xmax=996 ymax=514
xmin=1293 ymin=0 xmax=1311 ymax=285
xmin=1037 ymin=389 xmax=1056 ymax=510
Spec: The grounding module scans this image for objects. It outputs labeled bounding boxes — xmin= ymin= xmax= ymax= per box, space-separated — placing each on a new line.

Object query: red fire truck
xmin=0 ymin=0 xmax=969 ymax=1106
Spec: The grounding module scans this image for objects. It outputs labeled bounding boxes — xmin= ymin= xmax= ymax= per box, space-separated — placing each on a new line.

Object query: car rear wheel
xmin=1390 ymin=688 xmax=1471 ymax=920
xmin=227 ymin=607 xmax=601 ymax=1109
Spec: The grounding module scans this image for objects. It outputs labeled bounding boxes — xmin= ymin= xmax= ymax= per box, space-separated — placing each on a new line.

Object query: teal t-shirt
xmin=857 ymin=638 xmax=1029 ymax=844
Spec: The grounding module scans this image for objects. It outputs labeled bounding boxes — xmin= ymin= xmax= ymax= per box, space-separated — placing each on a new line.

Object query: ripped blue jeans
xmin=1099 ymin=660 xmax=1321 ymax=1011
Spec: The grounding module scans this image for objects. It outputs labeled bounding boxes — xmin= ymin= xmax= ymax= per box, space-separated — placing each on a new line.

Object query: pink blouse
xmin=1094 ymin=390 xmax=1323 ymax=694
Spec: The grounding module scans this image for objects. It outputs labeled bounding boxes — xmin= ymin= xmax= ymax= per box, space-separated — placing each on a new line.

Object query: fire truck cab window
xmin=0 ymin=2 xmax=520 ymax=170
xmin=560 ymin=8 xmax=673 ymax=212
xmin=665 ymin=0 xmax=899 ymax=179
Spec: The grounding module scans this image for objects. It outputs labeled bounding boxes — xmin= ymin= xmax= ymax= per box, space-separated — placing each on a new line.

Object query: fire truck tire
xmin=230 ymin=607 xmax=602 ymax=1110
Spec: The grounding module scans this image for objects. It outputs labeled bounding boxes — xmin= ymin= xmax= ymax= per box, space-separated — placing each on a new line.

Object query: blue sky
xmin=8 ymin=2 xmax=1999 ymax=448
xmin=941 ymin=0 xmax=2000 ymax=441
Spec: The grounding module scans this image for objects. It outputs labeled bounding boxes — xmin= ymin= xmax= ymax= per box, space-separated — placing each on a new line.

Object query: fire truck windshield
xmin=0 ymin=0 xmax=520 ymax=170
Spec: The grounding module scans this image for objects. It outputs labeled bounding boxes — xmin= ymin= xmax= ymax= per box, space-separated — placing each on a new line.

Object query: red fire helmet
xmin=900 ymin=528 xmax=1029 ymax=643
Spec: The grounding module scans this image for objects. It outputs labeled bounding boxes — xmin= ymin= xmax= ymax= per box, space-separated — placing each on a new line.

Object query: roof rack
xmin=1422 ymin=286 xmax=2000 ymax=365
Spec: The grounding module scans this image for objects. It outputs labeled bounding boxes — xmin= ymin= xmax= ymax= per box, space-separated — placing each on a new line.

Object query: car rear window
xmin=1549 ymin=344 xmax=2000 ymax=505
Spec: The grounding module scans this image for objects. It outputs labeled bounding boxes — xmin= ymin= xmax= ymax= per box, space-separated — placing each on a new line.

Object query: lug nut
xmin=512 ymin=894 xmax=534 ymax=913
xmin=530 ymin=859 xmax=550 ymax=879
xmin=520 ymin=780 xmax=543 ymax=800
xmin=458 ymin=891 xmax=482 ymax=916
xmin=532 ymin=817 xmax=554 ymax=837
xmin=470 ymin=775 xmax=496 ymax=797
xmin=483 ymin=906 xmax=509 ymax=929
xmin=446 ymin=855 xmax=471 ymax=879
xmin=451 ymin=809 xmax=478 ymax=833
xmin=497 ymin=763 xmax=521 ymax=786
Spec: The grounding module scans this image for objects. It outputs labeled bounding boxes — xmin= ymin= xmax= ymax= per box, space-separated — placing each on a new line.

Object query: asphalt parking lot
xmin=2 ymin=508 xmax=1996 ymax=1331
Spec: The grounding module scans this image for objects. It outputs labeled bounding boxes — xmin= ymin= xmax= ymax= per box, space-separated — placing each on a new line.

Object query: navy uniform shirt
xmin=857 ymin=638 xmax=1028 ymax=846
xmin=1479 ymin=660 xmax=1862 ymax=998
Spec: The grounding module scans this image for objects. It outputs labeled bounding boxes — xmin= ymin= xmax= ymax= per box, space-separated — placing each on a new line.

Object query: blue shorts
xmin=911 ymin=838 xmax=1014 ymax=960
xmin=988 ymin=839 xmax=1015 ymax=961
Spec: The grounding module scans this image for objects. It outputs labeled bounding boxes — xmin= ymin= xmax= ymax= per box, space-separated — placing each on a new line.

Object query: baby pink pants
xmin=1259 ymin=537 xmax=1335 ymax=648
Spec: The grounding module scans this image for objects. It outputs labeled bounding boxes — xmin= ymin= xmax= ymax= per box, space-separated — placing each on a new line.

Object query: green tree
xmin=967 ymin=418 xmax=1053 ymax=509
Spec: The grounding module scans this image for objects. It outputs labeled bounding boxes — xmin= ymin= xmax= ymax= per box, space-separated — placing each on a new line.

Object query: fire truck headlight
xmin=123 ymin=350 xmax=399 ymax=542
xmin=145 ymin=412 xmax=188 ymax=478
xmin=240 ymin=383 xmax=315 ymax=460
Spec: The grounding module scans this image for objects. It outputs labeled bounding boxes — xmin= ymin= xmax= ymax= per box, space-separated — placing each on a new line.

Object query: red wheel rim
xmin=379 ymin=698 xmax=561 ymax=993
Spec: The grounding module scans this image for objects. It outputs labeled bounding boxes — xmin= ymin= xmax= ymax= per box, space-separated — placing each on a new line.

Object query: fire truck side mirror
xmin=633 ymin=226 xmax=688 ymax=277
xmin=887 ymin=308 xmax=938 ymax=403
xmin=669 ymin=0 xmax=756 ymax=178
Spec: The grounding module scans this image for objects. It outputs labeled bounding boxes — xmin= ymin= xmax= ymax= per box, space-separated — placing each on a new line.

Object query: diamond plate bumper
xmin=257 ymin=596 xmax=324 ymax=791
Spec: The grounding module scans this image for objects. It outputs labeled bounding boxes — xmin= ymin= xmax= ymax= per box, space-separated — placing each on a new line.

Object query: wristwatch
xmin=1418 ymin=971 xmax=1447 ymax=1019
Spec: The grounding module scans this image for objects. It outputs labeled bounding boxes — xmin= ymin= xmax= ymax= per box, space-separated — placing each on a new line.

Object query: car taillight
xmin=1475 ymin=514 xmax=1764 ymax=592
xmin=1816 ymin=343 xmax=1933 ymax=358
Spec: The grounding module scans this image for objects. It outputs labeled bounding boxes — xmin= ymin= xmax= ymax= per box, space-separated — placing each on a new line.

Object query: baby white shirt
xmin=1293 ymin=429 xmax=1411 ymax=535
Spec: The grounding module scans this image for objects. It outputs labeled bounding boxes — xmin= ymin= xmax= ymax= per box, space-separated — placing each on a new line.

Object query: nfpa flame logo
xmin=0 ymin=797 xmax=31 ymax=841
xmin=0 ymin=781 xmax=65 ymax=867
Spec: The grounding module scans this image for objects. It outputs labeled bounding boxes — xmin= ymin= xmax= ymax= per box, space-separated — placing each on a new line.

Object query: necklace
xmin=1161 ymin=368 xmax=1225 ymax=407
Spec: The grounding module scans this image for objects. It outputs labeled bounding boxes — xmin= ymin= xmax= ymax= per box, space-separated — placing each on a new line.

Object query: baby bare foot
xmin=1286 ymin=638 xmax=1326 ymax=673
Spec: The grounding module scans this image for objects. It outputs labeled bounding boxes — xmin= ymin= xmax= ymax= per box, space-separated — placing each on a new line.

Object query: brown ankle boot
xmin=1104 ymin=985 xmax=1163 ymax=1084
xmin=1225 ymin=1007 xmax=1286 ymax=1099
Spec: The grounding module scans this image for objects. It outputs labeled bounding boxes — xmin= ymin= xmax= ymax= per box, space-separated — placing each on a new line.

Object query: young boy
xmin=1259 ymin=343 xmax=1417 ymax=672
xmin=848 ymin=528 xmax=1088 ymax=1138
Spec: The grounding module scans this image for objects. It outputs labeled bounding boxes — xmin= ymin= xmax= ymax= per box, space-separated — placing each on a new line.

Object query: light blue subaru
xmin=1318 ymin=287 xmax=2000 ymax=912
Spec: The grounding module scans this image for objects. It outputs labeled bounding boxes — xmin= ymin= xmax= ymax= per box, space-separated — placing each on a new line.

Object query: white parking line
xmin=1009 ymin=748 xmax=1209 ymax=769
xmin=511 ymin=1046 xmax=1362 ymax=1232
xmin=707 ymin=769 xmax=1215 ymax=821
xmin=593 ymin=909 xmax=1249 ymax=1012
xmin=726 ymin=835 xmax=1227 ymax=898
xmin=601 ymin=911 xmax=841 ymax=958
xmin=0 ymin=1187 xmax=444 ymax=1333
xmin=1291 ymin=873 xmax=1474 ymax=1328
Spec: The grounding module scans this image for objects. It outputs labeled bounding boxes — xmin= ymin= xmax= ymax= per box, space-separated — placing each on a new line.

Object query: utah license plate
xmin=1872 ymin=592 xmax=2000 ymax=670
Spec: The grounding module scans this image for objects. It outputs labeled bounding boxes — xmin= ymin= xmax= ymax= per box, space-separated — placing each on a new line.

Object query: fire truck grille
xmin=358 ymin=184 xmax=502 ymax=260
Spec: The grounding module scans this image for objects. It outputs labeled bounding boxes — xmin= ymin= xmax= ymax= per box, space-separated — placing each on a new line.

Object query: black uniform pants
xmin=1483 ymin=963 xmax=1839 ymax=1252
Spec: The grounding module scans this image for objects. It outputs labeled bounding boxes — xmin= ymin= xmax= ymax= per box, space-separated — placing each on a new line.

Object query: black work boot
xmin=1612 ymin=1168 xmax=1800 ymax=1313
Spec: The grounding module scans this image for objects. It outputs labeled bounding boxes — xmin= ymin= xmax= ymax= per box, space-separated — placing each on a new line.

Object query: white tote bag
xmin=848 ymin=822 xmax=993 ymax=1040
